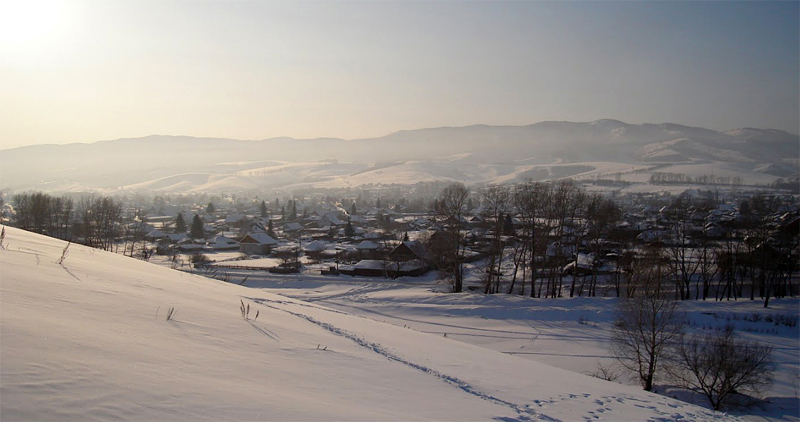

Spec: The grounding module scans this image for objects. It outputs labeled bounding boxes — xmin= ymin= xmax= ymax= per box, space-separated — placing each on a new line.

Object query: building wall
xmin=240 ymin=243 xmax=269 ymax=255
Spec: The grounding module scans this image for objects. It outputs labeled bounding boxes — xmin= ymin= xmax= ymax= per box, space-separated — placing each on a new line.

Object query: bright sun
xmin=0 ymin=0 xmax=68 ymax=51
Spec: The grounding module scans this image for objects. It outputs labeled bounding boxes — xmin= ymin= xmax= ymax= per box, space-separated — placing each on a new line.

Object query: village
xmin=10 ymin=181 xmax=786 ymax=301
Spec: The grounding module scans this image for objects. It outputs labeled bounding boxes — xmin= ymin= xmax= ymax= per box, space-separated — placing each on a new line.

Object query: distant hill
xmin=1 ymin=120 xmax=796 ymax=193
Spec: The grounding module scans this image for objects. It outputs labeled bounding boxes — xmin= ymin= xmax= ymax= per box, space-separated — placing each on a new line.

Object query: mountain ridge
xmin=4 ymin=120 xmax=797 ymax=152
xmin=1 ymin=120 xmax=796 ymax=193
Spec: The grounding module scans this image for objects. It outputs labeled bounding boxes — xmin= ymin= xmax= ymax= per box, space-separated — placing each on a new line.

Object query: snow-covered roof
xmin=303 ymin=240 xmax=328 ymax=252
xmin=390 ymin=241 xmax=426 ymax=260
xmin=321 ymin=212 xmax=345 ymax=226
xmin=283 ymin=222 xmax=304 ymax=231
xmin=224 ymin=214 xmax=248 ymax=224
xmin=146 ymin=229 xmax=167 ymax=238
xmin=349 ymin=215 xmax=367 ymax=224
xmin=209 ymin=235 xmax=237 ymax=245
xmin=356 ymin=240 xmax=380 ymax=250
xmin=167 ymin=233 xmax=188 ymax=242
xmin=354 ymin=260 xmax=385 ymax=270
xmin=241 ymin=232 xmax=278 ymax=246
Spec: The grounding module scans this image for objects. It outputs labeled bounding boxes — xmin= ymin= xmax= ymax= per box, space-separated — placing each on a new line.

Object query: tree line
xmin=432 ymin=180 xmax=624 ymax=296
xmin=9 ymin=192 xmax=123 ymax=251
xmin=431 ymin=181 xmax=798 ymax=304
xmin=649 ymin=172 xmax=744 ymax=186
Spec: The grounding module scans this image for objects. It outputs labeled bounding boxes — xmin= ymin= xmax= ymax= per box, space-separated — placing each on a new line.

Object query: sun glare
xmin=0 ymin=0 xmax=68 ymax=51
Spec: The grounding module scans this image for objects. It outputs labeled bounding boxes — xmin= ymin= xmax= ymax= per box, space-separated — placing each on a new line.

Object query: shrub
xmin=240 ymin=300 xmax=250 ymax=320
xmin=611 ymin=290 xmax=685 ymax=392
xmin=189 ymin=253 xmax=210 ymax=264
xmin=587 ymin=362 xmax=621 ymax=382
xmin=672 ymin=325 xmax=774 ymax=410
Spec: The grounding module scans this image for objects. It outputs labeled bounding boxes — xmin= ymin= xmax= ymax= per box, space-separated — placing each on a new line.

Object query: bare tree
xmin=482 ymin=185 xmax=510 ymax=294
xmin=611 ymin=250 xmax=684 ymax=391
xmin=76 ymin=196 xmax=123 ymax=251
xmin=695 ymin=226 xmax=719 ymax=300
xmin=541 ymin=181 xmax=576 ymax=298
xmin=514 ymin=181 xmax=551 ymax=297
xmin=11 ymin=192 xmax=73 ymax=240
xmin=585 ymin=193 xmax=621 ymax=296
xmin=566 ymin=188 xmax=588 ymax=297
xmin=435 ymin=182 xmax=470 ymax=293
xmin=716 ymin=226 xmax=744 ymax=301
xmin=672 ymin=325 xmax=774 ymax=410
xmin=664 ymin=194 xmax=700 ymax=300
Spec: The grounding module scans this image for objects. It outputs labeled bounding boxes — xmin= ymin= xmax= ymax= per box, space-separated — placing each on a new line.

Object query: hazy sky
xmin=1 ymin=0 xmax=798 ymax=150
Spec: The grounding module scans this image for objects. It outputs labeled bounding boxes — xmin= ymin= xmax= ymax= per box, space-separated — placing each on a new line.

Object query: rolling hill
xmin=0 ymin=120 xmax=796 ymax=193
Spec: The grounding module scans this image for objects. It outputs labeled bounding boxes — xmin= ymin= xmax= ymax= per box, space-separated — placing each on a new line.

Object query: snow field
xmin=0 ymin=227 xmax=750 ymax=421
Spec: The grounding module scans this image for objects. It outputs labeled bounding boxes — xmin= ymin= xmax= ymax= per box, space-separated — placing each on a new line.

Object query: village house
xmin=239 ymin=232 xmax=278 ymax=255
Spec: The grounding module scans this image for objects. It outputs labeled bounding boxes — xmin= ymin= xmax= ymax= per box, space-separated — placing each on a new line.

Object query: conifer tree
xmin=260 ymin=200 xmax=268 ymax=218
xmin=206 ymin=202 xmax=215 ymax=214
xmin=175 ymin=212 xmax=187 ymax=233
xmin=190 ymin=214 xmax=205 ymax=239
xmin=344 ymin=219 xmax=355 ymax=238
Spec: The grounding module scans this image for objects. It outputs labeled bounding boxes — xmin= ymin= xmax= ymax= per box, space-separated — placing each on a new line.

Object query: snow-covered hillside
xmin=0 ymin=227 xmax=740 ymax=421
xmin=1 ymin=120 xmax=796 ymax=193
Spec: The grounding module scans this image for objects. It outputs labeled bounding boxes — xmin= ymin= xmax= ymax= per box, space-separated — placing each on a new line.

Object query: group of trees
xmin=769 ymin=176 xmax=800 ymax=193
xmin=430 ymin=180 xmax=797 ymax=304
xmin=434 ymin=182 xmax=471 ymax=292
xmin=611 ymin=273 xmax=773 ymax=410
xmin=174 ymin=212 xmax=205 ymax=239
xmin=433 ymin=180 xmax=623 ymax=296
xmin=650 ymin=172 xmax=744 ymax=186
xmin=11 ymin=192 xmax=74 ymax=239
xmin=672 ymin=194 xmax=798 ymax=305
xmin=10 ymin=192 xmax=124 ymax=251
xmin=426 ymin=180 xmax=781 ymax=409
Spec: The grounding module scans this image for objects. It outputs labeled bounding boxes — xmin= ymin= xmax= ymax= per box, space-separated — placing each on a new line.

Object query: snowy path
xmin=253 ymin=297 xmax=559 ymax=422
xmin=248 ymin=295 xmax=740 ymax=422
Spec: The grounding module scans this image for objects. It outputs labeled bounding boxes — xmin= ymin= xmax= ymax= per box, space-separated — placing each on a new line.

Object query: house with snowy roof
xmin=315 ymin=212 xmax=345 ymax=228
xmin=239 ymin=232 xmax=278 ymax=255
xmin=356 ymin=240 xmax=382 ymax=259
xmin=144 ymin=229 xmax=168 ymax=242
xmin=207 ymin=235 xmax=239 ymax=251
xmin=388 ymin=240 xmax=427 ymax=262
xmin=283 ymin=222 xmax=304 ymax=233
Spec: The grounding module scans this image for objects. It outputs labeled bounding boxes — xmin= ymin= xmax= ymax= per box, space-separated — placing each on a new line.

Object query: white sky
xmin=1 ymin=0 xmax=797 ymax=149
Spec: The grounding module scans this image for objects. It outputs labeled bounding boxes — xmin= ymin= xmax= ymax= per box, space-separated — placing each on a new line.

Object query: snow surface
xmin=1 ymin=227 xmax=747 ymax=421
xmin=257 ymin=279 xmax=800 ymax=419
